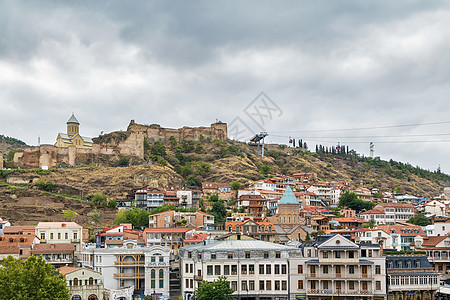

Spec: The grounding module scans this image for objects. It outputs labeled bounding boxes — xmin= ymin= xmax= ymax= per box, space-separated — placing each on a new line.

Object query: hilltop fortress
xmin=13 ymin=119 xmax=227 ymax=169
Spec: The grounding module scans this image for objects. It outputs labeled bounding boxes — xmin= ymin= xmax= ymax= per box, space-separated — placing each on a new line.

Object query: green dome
xmin=279 ymin=186 xmax=298 ymax=204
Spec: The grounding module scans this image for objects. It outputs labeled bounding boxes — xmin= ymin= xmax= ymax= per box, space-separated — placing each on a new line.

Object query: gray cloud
xmin=1 ymin=0 xmax=450 ymax=176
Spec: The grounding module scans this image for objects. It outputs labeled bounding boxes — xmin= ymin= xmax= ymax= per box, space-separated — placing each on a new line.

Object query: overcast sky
xmin=1 ymin=1 xmax=450 ymax=174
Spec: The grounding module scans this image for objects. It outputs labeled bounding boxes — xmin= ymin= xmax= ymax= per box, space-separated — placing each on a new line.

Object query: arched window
xmin=235 ymin=226 xmax=239 ymax=232
xmin=151 ymin=269 xmax=156 ymax=289
xmin=159 ymin=269 xmax=164 ymax=288
xmin=228 ymin=225 xmax=232 ymax=232
xmin=89 ymin=277 xmax=94 ymax=286
xmin=73 ymin=278 xmax=79 ymax=286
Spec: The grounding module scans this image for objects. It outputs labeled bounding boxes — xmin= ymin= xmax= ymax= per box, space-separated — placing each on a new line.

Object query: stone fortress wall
xmin=13 ymin=120 xmax=227 ymax=169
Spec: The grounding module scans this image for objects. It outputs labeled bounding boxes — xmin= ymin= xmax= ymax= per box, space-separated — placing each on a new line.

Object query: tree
xmin=408 ymin=215 xmax=431 ymax=226
xmin=114 ymin=208 xmax=151 ymax=228
xmin=231 ymin=181 xmax=241 ymax=190
xmin=196 ymin=276 xmax=233 ymax=300
xmin=338 ymin=191 xmax=374 ymax=213
xmin=259 ymin=164 xmax=273 ymax=176
xmin=35 ymin=178 xmax=54 ymax=192
xmin=0 ymin=255 xmax=70 ymax=300
xmin=118 ymin=156 xmax=130 ymax=167
xmin=90 ymin=209 xmax=103 ymax=224
xmin=151 ymin=141 xmax=166 ymax=157
xmin=89 ymin=193 xmax=108 ymax=208
xmin=209 ymin=200 xmax=227 ymax=223
xmin=63 ymin=209 xmax=77 ymax=221
xmin=169 ymin=135 xmax=177 ymax=148
xmin=107 ymin=199 xmax=118 ymax=209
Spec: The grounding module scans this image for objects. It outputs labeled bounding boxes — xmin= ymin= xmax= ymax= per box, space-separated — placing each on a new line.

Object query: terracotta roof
xmin=375 ymin=225 xmax=426 ymax=237
xmin=375 ymin=203 xmax=414 ymax=208
xmin=184 ymin=233 xmax=208 ymax=243
xmin=36 ymin=222 xmax=82 ymax=229
xmin=334 ymin=218 xmax=368 ymax=223
xmin=0 ymin=235 xmax=35 ymax=247
xmin=422 ymin=236 xmax=448 ymax=247
xmin=58 ymin=266 xmax=80 ymax=275
xmin=0 ymin=245 xmax=19 ymax=254
xmin=360 ymin=209 xmax=384 ymax=215
xmin=144 ymin=227 xmax=195 ymax=233
xmin=32 ymin=243 xmax=75 ymax=254
xmin=3 ymin=226 xmax=36 ymax=234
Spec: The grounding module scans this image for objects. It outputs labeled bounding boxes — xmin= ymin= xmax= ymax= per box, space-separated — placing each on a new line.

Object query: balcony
xmin=114 ymin=261 xmax=144 ymax=265
xmin=194 ymin=275 xmax=202 ymax=281
xmin=308 ymin=289 xmax=373 ymax=296
xmin=113 ymin=273 xmax=145 ymax=278
xmin=306 ymin=273 xmax=372 ymax=279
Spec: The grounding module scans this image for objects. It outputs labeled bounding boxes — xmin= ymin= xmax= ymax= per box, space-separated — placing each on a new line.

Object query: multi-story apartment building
xmin=237 ymin=194 xmax=268 ymax=219
xmin=144 ymin=227 xmax=195 ymax=256
xmin=35 ymin=222 xmax=85 ymax=255
xmin=386 ymin=254 xmax=439 ymax=300
xmin=360 ymin=203 xmax=415 ymax=225
xmin=291 ymin=234 xmax=387 ymax=300
xmin=135 ymin=187 xmax=165 ymax=210
xmin=179 ymin=240 xmax=301 ymax=300
xmin=82 ymin=241 xmax=171 ymax=299
xmin=417 ymin=236 xmax=450 ymax=273
xmin=32 ymin=243 xmax=75 ymax=268
xmin=148 ymin=210 xmax=214 ymax=228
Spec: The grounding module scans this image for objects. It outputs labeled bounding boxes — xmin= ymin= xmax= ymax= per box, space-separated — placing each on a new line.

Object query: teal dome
xmin=279 ymin=186 xmax=298 ymax=204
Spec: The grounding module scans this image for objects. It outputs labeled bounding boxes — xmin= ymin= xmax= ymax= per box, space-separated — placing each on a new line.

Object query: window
xmin=323 ymin=281 xmax=329 ymax=289
xmin=249 ymin=280 xmax=255 ymax=290
xmin=40 ymin=233 xmax=45 ymax=240
xmin=349 ymin=265 xmax=355 ymax=274
xmin=241 ymin=265 xmax=247 ymax=275
xmin=349 ymin=251 xmax=355 ymax=258
xmin=298 ymin=280 xmax=304 ymax=289
xmin=259 ymin=280 xmax=265 ymax=290
xmin=228 ymin=253 xmax=233 ymax=259
xmin=310 ymin=265 xmax=316 ymax=276
xmin=259 ymin=264 xmax=265 ymax=274
xmin=335 ymin=251 xmax=341 ymax=258
xmin=323 ymin=265 xmax=329 ymax=274
xmin=231 ymin=265 xmax=237 ymax=275
xmin=349 ymin=281 xmax=355 ymax=290
xmin=266 ymin=265 xmax=271 ymax=274
xmin=206 ymin=266 xmax=213 ymax=275
xmin=323 ymin=251 xmax=328 ymax=258
xmin=152 ymin=257 xmax=156 ymax=263
xmin=264 ymin=251 xmax=269 ymax=259
xmin=58 ymin=233 xmax=61 ymax=239
xmin=73 ymin=233 xmax=77 ymax=240
xmin=368 ymin=250 xmax=372 ymax=257
xmin=276 ymin=251 xmax=281 ymax=258
xmin=224 ymin=265 xmax=230 ymax=275
xmin=185 ymin=264 xmax=189 ymax=273
xmin=65 ymin=233 xmax=68 ymax=239
xmin=211 ymin=253 xmax=216 ymax=260
xmin=245 ymin=251 xmax=250 ymax=258
xmin=73 ymin=278 xmax=78 ymax=286
xmin=275 ymin=264 xmax=280 ymax=274
xmin=151 ymin=269 xmax=156 ymax=288
xmin=249 ymin=264 xmax=254 ymax=274
xmin=159 ymin=269 xmax=164 ymax=288
xmin=198 ymin=253 xmax=202 ymax=259
xmin=266 ymin=280 xmax=271 ymax=290
xmin=275 ymin=280 xmax=280 ymax=290
xmin=50 ymin=233 xmax=54 ymax=239
xmin=242 ymin=281 xmax=248 ymax=291
xmin=282 ymin=264 xmax=287 ymax=274
xmin=362 ymin=281 xmax=368 ymax=291
xmin=215 ymin=265 xmax=221 ymax=275
xmin=335 ymin=265 xmax=341 ymax=277
xmin=376 ymin=265 xmax=381 ymax=274
xmin=376 ymin=281 xmax=381 ymax=290
xmin=362 ymin=265 xmax=368 ymax=277
xmin=415 ymin=260 xmax=421 ymax=268
xmin=188 ymin=252 xmax=192 ymax=258
xmin=298 ymin=265 xmax=303 ymax=274
xmin=311 ymin=281 xmax=316 ymax=290
xmin=231 ymin=281 xmax=237 ymax=291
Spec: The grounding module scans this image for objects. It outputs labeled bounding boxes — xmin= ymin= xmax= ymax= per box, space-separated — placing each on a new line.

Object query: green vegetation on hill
xmin=0 ymin=135 xmax=27 ymax=146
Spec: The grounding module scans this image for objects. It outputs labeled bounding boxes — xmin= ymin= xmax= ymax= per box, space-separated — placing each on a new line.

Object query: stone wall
xmin=127 ymin=120 xmax=227 ymax=143
xmin=13 ymin=120 xmax=228 ymax=169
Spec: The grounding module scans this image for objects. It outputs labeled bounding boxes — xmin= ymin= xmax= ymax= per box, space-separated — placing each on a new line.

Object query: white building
xmin=424 ymin=200 xmax=450 ymax=216
xmin=291 ymin=234 xmax=387 ymax=300
xmin=82 ymin=241 xmax=171 ymax=299
xmin=59 ymin=266 xmax=105 ymax=300
xmin=360 ymin=203 xmax=415 ymax=225
xmin=0 ymin=217 xmax=11 ymax=235
xmin=179 ymin=240 xmax=301 ymax=300
xmin=35 ymin=221 xmax=85 ymax=254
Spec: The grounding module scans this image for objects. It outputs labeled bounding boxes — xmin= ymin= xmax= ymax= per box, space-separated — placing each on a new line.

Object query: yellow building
xmin=55 ymin=114 xmax=93 ymax=149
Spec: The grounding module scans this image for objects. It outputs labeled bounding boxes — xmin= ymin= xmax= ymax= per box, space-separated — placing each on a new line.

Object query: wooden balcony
xmin=114 ymin=261 xmax=144 ymax=265
xmin=114 ymin=273 xmax=145 ymax=278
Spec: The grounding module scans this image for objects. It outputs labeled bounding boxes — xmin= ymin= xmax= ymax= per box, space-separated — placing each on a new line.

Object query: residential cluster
xmin=1 ymin=174 xmax=450 ymax=300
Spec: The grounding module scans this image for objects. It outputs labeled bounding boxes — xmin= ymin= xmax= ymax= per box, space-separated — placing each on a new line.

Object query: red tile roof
xmin=144 ymin=227 xmax=195 ymax=233
xmin=58 ymin=266 xmax=80 ymax=275
xmin=32 ymin=243 xmax=75 ymax=254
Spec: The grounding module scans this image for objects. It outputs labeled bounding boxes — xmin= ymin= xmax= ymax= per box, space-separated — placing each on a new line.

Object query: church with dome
xmin=55 ymin=114 xmax=93 ymax=149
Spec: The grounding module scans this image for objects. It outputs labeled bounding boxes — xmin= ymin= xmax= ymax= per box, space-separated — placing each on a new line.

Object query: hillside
xmin=0 ymin=135 xmax=448 ymax=226
xmin=0 ymin=135 xmax=28 ymax=159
